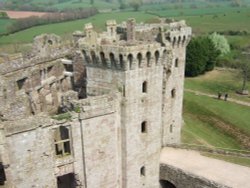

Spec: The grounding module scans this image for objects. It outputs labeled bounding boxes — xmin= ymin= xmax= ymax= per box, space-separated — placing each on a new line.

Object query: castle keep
xmin=0 ymin=18 xmax=191 ymax=188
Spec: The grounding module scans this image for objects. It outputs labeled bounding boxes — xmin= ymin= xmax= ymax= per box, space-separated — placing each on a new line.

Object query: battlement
xmin=77 ymin=18 xmax=191 ymax=71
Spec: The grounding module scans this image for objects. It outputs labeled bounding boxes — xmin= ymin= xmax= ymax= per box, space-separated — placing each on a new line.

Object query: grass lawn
xmin=182 ymin=91 xmax=250 ymax=149
xmin=149 ymin=7 xmax=250 ymax=34
xmin=182 ymin=115 xmax=242 ymax=149
xmin=0 ymin=11 xmax=155 ymax=45
xmin=185 ymin=68 xmax=250 ymax=103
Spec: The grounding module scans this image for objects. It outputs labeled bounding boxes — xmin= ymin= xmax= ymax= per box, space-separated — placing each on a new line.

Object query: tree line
xmin=7 ymin=8 xmax=98 ymax=34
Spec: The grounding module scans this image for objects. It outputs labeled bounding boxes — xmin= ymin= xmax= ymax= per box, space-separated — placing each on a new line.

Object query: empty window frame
xmin=17 ymin=77 xmax=27 ymax=90
xmin=171 ymin=88 xmax=176 ymax=98
xmin=140 ymin=166 xmax=145 ymax=176
xmin=170 ymin=124 xmax=173 ymax=133
xmin=142 ymin=81 xmax=147 ymax=93
xmin=175 ymin=58 xmax=179 ymax=67
xmin=141 ymin=121 xmax=147 ymax=133
xmin=128 ymin=54 xmax=133 ymax=69
xmin=54 ymin=126 xmax=71 ymax=157
xmin=0 ymin=162 xmax=6 ymax=185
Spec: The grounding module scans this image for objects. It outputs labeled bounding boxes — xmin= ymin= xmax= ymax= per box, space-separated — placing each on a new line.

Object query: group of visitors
xmin=218 ymin=92 xmax=228 ymax=101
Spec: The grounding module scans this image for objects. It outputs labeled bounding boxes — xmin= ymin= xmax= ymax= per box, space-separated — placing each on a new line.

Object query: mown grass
xmin=182 ymin=91 xmax=250 ymax=149
xmin=0 ymin=11 xmax=155 ymax=44
xmin=185 ymin=68 xmax=250 ymax=103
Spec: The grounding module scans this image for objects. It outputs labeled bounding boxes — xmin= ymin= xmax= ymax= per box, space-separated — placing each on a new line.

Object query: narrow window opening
xmin=171 ymin=89 xmax=176 ymax=98
xmin=110 ymin=53 xmax=116 ymax=68
xmin=111 ymin=27 xmax=114 ymax=36
xmin=100 ymin=52 xmax=106 ymax=66
xmin=54 ymin=126 xmax=71 ymax=157
xmin=140 ymin=166 xmax=145 ymax=176
xmin=123 ymin=85 xmax=126 ymax=97
xmin=155 ymin=51 xmax=160 ymax=64
xmin=3 ymin=88 xmax=7 ymax=100
xmin=146 ymin=52 xmax=151 ymax=66
xmin=137 ymin=53 xmax=142 ymax=67
xmin=175 ymin=58 xmax=179 ymax=67
xmin=82 ymin=50 xmax=89 ymax=63
xmin=128 ymin=54 xmax=133 ymax=69
xmin=141 ymin=121 xmax=147 ymax=133
xmin=17 ymin=77 xmax=27 ymax=90
xmin=47 ymin=66 xmax=53 ymax=74
xmin=119 ymin=54 xmax=123 ymax=69
xmin=0 ymin=162 xmax=6 ymax=185
xmin=170 ymin=124 xmax=173 ymax=133
xmin=91 ymin=51 xmax=97 ymax=64
xmin=40 ymin=69 xmax=44 ymax=81
xmin=48 ymin=40 xmax=53 ymax=45
xmin=142 ymin=81 xmax=147 ymax=93
xmin=178 ymin=36 xmax=182 ymax=47
xmin=173 ymin=37 xmax=176 ymax=47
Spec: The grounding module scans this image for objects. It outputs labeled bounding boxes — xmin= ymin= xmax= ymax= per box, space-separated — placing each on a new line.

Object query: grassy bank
xmin=182 ymin=91 xmax=250 ymax=149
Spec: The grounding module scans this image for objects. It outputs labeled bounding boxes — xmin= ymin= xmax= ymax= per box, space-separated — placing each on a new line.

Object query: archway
xmin=160 ymin=180 xmax=176 ymax=188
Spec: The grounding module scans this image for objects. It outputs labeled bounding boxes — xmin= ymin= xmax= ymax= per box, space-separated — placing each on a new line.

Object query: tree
xmin=209 ymin=32 xmax=230 ymax=56
xmin=185 ymin=36 xmax=219 ymax=77
xmin=129 ymin=0 xmax=142 ymax=11
xmin=237 ymin=52 xmax=250 ymax=95
xmin=203 ymin=37 xmax=220 ymax=71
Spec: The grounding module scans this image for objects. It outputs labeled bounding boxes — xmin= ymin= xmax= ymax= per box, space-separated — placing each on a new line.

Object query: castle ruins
xmin=0 ymin=18 xmax=191 ymax=188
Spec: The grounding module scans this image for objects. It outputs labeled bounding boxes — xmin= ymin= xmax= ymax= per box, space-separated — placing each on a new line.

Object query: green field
xmin=0 ymin=0 xmax=118 ymax=10
xmin=0 ymin=12 xmax=155 ymax=44
xmin=50 ymin=0 xmax=119 ymax=10
xmin=1 ymin=5 xmax=250 ymax=46
xmin=0 ymin=19 xmax=15 ymax=35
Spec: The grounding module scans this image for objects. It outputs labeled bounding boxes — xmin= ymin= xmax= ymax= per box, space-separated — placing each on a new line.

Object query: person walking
xmin=224 ymin=93 xmax=228 ymax=101
xmin=218 ymin=92 xmax=222 ymax=100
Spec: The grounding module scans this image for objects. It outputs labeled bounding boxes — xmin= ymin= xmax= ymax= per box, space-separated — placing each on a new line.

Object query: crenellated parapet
xmin=164 ymin=21 xmax=192 ymax=48
xmin=77 ymin=18 xmax=191 ymax=72
xmin=81 ymin=43 xmax=170 ymax=71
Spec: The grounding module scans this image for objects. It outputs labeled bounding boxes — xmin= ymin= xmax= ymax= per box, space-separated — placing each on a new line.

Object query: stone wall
xmin=160 ymin=164 xmax=229 ymax=188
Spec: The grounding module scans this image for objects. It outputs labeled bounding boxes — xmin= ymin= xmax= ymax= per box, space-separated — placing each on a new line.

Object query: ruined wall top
xmin=0 ymin=34 xmax=72 ymax=75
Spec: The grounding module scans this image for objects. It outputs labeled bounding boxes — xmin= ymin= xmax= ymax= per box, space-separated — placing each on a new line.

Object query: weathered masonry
xmin=0 ymin=18 xmax=191 ymax=188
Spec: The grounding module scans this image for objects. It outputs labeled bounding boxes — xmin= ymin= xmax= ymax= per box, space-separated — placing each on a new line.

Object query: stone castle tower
xmin=77 ymin=18 xmax=191 ymax=187
xmin=0 ymin=18 xmax=191 ymax=188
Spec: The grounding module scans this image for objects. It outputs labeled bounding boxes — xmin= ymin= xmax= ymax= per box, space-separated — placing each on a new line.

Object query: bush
xmin=0 ymin=12 xmax=8 ymax=18
xmin=209 ymin=32 xmax=230 ymax=56
xmin=185 ymin=36 xmax=219 ymax=77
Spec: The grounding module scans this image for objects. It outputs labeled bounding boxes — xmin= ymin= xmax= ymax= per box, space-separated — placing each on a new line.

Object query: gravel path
xmin=161 ymin=147 xmax=250 ymax=188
